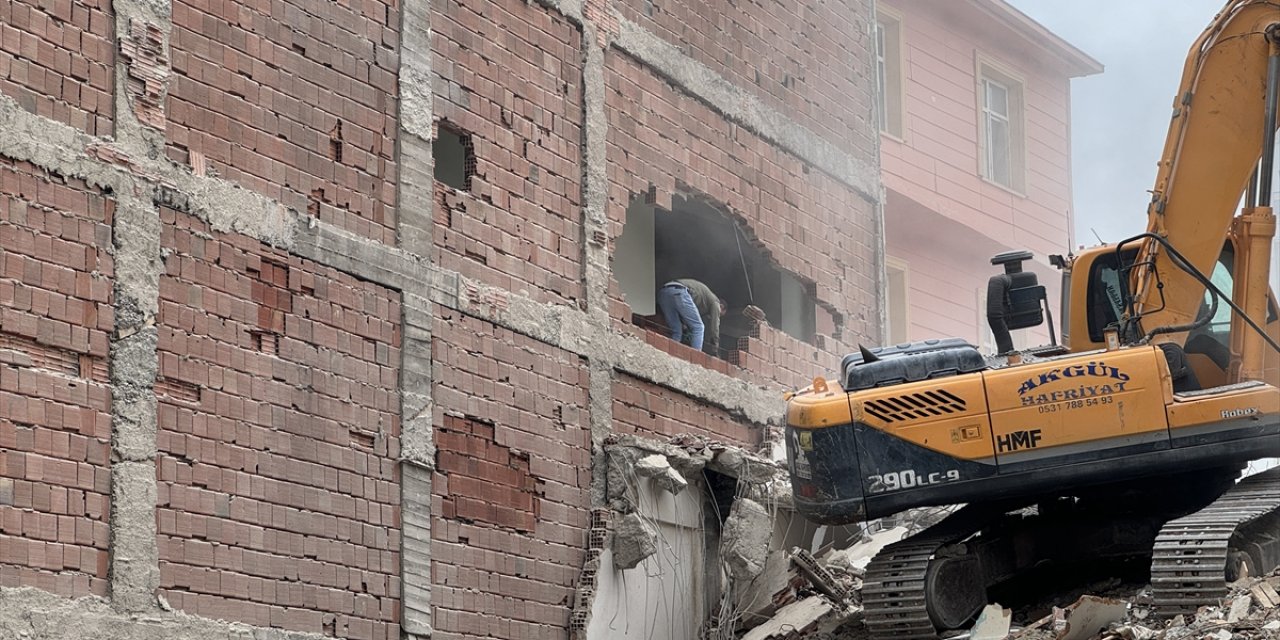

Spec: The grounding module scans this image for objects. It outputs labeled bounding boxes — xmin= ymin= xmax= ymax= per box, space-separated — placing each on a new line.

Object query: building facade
xmin=0 ymin=0 xmax=881 ymax=639
xmin=876 ymin=0 xmax=1101 ymax=350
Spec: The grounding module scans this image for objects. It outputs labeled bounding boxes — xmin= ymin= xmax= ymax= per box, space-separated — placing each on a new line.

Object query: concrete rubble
xmin=634 ymin=454 xmax=689 ymax=494
xmin=600 ymin=434 xmax=1280 ymax=640
xmin=1009 ymin=570 xmax=1280 ymax=640
xmin=972 ymin=604 xmax=1014 ymax=640
xmin=611 ymin=512 xmax=659 ymax=570
xmin=721 ymin=498 xmax=774 ymax=581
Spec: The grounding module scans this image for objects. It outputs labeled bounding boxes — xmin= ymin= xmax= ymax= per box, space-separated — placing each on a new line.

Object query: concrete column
xmin=395 ymin=1 xmax=438 ymax=635
xmin=107 ymin=189 xmax=163 ymax=614
xmin=581 ymin=17 xmax=612 ymax=320
xmin=105 ymin=0 xmax=174 ymax=614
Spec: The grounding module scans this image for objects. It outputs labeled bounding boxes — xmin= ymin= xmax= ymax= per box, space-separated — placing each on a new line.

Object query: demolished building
xmin=0 ymin=0 xmax=1114 ymax=638
xmin=1 ymin=0 xmax=882 ymax=637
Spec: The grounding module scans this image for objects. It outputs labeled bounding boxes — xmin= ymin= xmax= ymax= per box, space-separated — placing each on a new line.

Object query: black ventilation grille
xmin=863 ymin=389 xmax=967 ymax=423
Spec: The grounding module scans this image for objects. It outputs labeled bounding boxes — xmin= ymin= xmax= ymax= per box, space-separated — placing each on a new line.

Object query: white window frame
xmin=975 ymin=55 xmax=1026 ymax=194
xmin=886 ymin=257 xmax=910 ymax=345
xmin=874 ymin=7 xmax=905 ymax=140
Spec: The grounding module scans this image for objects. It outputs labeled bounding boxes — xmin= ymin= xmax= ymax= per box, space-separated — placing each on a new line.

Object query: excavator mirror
xmin=986 ymin=250 xmax=1050 ymax=354
xmin=1006 ymin=285 xmax=1047 ymax=329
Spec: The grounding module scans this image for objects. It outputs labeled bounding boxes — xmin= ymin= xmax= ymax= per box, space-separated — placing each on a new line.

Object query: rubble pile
xmin=737 ymin=554 xmax=1280 ymax=640
xmin=1018 ymin=569 xmax=1280 ymax=640
xmin=597 ymin=433 xmax=1279 ymax=640
xmin=957 ymin=569 xmax=1280 ymax=640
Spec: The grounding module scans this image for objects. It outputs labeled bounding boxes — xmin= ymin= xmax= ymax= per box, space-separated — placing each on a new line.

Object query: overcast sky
xmin=1007 ymin=0 xmax=1279 ymax=285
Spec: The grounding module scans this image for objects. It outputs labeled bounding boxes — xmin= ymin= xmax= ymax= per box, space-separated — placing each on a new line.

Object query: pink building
xmin=877 ymin=0 xmax=1102 ymax=350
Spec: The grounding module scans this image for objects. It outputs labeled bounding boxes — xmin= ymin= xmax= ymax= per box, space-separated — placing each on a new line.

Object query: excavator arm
xmin=1129 ymin=0 xmax=1279 ymax=380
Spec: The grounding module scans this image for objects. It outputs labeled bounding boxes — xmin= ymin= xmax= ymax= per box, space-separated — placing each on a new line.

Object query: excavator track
xmin=862 ymin=505 xmax=1007 ymax=640
xmin=1151 ymin=466 xmax=1280 ymax=617
xmin=862 ymin=538 xmax=945 ymax=639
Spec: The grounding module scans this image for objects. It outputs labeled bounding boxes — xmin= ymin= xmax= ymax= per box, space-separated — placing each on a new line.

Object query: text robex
xmin=1221 ymin=407 xmax=1258 ymax=419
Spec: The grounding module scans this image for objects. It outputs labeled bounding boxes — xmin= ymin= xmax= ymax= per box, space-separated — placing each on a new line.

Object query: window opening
xmin=434 ymin=124 xmax=474 ymax=191
xmin=982 ymin=78 xmax=1010 ymax=186
xmin=886 ymin=258 xmax=909 ymax=344
xmin=875 ymin=12 xmax=904 ymax=137
xmin=614 ymin=193 xmax=828 ymax=360
xmin=978 ymin=61 xmax=1025 ymax=192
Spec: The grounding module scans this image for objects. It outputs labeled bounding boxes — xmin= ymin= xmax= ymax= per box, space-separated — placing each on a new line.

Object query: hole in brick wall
xmin=434 ymin=123 xmax=474 ymax=192
xmin=156 ymin=377 xmax=202 ymax=404
xmin=615 ymin=192 xmax=823 ymax=360
xmin=0 ymin=330 xmax=97 ymax=379
xmin=251 ymin=330 xmax=279 ymax=355
xmin=308 ymin=188 xmax=324 ymax=217
xmin=329 ymin=121 xmax=344 ymax=162
xmin=350 ymin=429 xmax=376 ymax=450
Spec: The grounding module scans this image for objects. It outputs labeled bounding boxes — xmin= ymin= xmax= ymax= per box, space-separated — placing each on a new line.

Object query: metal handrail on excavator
xmin=1113 ymin=231 xmax=1280 ymax=352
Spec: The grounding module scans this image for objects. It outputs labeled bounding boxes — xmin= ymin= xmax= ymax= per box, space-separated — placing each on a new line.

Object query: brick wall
xmin=432 ymin=0 xmax=585 ymax=305
xmin=155 ymin=208 xmax=402 ymax=639
xmin=735 ymin=324 xmax=847 ymax=392
xmin=0 ymin=0 xmax=114 ymax=135
xmin=613 ymin=0 xmax=875 ymax=154
xmin=605 ymin=52 xmax=878 ymax=387
xmin=0 ymin=0 xmax=881 ymax=633
xmin=612 ymin=373 xmax=757 ymax=446
xmin=166 ymin=0 xmax=400 ymax=244
xmin=431 ymin=309 xmax=591 ymax=638
xmin=0 ymin=156 xmax=113 ymax=597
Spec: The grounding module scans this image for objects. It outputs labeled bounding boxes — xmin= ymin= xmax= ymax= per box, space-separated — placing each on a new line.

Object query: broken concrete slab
xmin=1115 ymin=624 xmax=1157 ymax=640
xmin=611 ymin=512 xmax=658 ymax=570
xmin=707 ymin=446 xmax=778 ymax=485
xmin=634 ymin=454 xmax=688 ymax=495
xmin=734 ymin=548 xmax=794 ymax=627
xmin=1226 ymin=594 xmax=1252 ymax=623
xmin=822 ymin=526 xmax=908 ymax=573
xmin=721 ymin=498 xmax=773 ymax=581
xmin=970 ymin=604 xmax=1012 ymax=640
xmin=1057 ymin=595 xmax=1126 ymax=640
xmin=605 ymin=446 xmax=643 ymax=512
xmin=741 ymin=596 xmax=832 ymax=640
xmin=1252 ymin=581 xmax=1279 ymax=608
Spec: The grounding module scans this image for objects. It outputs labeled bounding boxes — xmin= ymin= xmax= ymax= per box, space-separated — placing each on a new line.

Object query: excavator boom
xmin=1130 ymin=0 xmax=1278 ymax=371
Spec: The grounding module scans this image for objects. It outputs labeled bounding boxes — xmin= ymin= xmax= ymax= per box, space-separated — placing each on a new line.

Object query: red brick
xmin=166 ymin=0 xmax=399 ymax=244
xmin=0 ymin=0 xmax=113 ymax=135
xmin=155 ymin=209 xmax=400 ymax=633
xmin=0 ymin=157 xmax=112 ymax=598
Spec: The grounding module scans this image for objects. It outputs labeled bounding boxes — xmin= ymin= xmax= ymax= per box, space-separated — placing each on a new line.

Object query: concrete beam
xmin=611 ymin=17 xmax=880 ymax=202
xmin=0 ymin=587 xmax=333 ymax=639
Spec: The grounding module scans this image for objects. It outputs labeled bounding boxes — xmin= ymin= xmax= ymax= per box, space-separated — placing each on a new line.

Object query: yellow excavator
xmin=785 ymin=1 xmax=1280 ymax=638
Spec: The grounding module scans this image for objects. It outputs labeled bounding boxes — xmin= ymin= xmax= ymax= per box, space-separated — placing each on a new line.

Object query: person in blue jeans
xmin=657 ymin=279 xmax=726 ymax=355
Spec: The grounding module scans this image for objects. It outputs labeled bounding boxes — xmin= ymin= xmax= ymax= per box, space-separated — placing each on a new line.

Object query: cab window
xmin=1086 ymin=249 xmax=1137 ymax=343
xmin=1196 ymin=246 xmax=1235 ymax=345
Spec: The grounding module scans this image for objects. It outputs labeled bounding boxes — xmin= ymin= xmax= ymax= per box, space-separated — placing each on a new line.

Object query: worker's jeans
xmin=658 ymin=283 xmax=704 ymax=349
